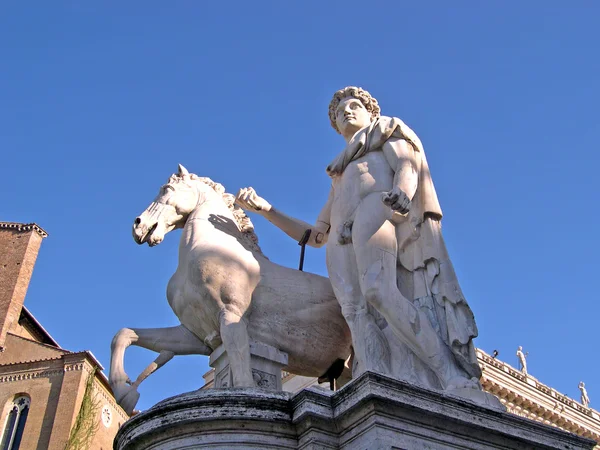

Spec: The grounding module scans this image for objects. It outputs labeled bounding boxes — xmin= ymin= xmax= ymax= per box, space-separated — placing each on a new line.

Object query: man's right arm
xmin=236 ymin=187 xmax=331 ymax=248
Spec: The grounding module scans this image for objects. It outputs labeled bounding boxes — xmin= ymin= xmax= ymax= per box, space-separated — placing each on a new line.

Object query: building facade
xmin=0 ymin=222 xmax=128 ymax=450
xmin=478 ymin=348 xmax=599 ymax=443
xmin=276 ymin=350 xmax=600 ymax=446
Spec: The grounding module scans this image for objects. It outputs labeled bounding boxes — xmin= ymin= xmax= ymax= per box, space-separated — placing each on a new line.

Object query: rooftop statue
xmin=579 ymin=381 xmax=591 ymax=407
xmin=237 ymin=87 xmax=492 ymax=400
xmin=517 ymin=346 xmax=528 ymax=375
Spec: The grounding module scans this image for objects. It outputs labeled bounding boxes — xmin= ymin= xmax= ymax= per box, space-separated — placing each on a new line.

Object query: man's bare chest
xmin=333 ymin=151 xmax=394 ymax=194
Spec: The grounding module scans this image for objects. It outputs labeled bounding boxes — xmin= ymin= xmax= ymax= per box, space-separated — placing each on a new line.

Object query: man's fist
xmin=382 ymin=188 xmax=411 ymax=214
xmin=236 ymin=187 xmax=272 ymax=213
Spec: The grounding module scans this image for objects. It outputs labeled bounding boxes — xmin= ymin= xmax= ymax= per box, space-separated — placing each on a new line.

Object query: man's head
xmin=328 ymin=86 xmax=380 ymax=138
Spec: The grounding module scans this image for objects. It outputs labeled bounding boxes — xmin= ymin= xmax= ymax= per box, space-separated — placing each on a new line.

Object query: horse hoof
xmin=119 ymin=388 xmax=141 ymax=416
xmin=111 ymin=382 xmax=141 ymax=415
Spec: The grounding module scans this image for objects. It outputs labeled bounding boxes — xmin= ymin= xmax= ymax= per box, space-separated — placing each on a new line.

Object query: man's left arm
xmin=381 ymin=137 xmax=419 ymax=214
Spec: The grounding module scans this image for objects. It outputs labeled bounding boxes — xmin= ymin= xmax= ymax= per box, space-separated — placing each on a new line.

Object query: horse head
xmin=132 ymin=164 xmax=223 ymax=246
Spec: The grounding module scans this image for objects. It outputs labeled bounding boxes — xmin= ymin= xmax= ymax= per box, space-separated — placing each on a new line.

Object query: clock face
xmin=101 ymin=405 xmax=112 ymax=427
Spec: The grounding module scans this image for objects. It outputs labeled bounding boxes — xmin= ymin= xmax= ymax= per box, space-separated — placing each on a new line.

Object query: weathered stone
xmin=210 ymin=341 xmax=288 ymax=390
xmin=115 ymin=389 xmax=297 ymax=449
xmin=115 ymin=372 xmax=596 ymax=450
xmin=110 ymin=166 xmax=352 ymax=413
xmin=237 ymin=87 xmax=486 ymax=404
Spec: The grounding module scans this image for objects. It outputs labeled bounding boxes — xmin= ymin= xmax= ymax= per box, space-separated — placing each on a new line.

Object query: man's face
xmin=335 ymin=96 xmax=372 ymax=138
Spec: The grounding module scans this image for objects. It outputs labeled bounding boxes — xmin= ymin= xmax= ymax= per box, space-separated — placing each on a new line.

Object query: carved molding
xmin=477 ymin=349 xmax=600 ymax=442
xmin=0 ymin=368 xmax=64 ymax=382
xmin=0 ymin=360 xmax=88 ymax=383
xmin=64 ymin=363 xmax=86 ymax=372
xmin=0 ymin=222 xmax=48 ymax=238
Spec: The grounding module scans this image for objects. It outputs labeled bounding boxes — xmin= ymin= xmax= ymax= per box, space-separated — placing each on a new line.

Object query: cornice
xmin=0 ymin=355 xmax=87 ymax=383
xmin=0 ymin=364 xmax=67 ymax=383
xmin=0 ymin=355 xmax=64 ymax=367
xmin=0 ymin=222 xmax=48 ymax=238
xmin=478 ymin=349 xmax=600 ymax=442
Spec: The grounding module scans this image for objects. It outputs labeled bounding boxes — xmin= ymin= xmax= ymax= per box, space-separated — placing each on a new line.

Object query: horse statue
xmin=109 ymin=165 xmax=352 ymax=414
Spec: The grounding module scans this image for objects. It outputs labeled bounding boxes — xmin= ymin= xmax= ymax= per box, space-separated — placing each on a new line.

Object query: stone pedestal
xmin=209 ymin=341 xmax=288 ymax=390
xmin=115 ymin=372 xmax=596 ymax=450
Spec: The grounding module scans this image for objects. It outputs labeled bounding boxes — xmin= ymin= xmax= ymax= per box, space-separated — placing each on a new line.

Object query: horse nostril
xmin=134 ymin=217 xmax=141 ymax=226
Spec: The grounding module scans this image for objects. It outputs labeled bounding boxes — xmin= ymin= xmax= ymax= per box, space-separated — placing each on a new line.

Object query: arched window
xmin=0 ymin=396 xmax=30 ymax=450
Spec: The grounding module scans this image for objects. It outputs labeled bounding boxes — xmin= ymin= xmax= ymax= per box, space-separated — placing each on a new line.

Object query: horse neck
xmin=183 ymin=192 xmax=239 ymax=237
xmin=191 ymin=191 xmax=234 ymax=218
xmin=179 ymin=187 xmax=263 ymax=257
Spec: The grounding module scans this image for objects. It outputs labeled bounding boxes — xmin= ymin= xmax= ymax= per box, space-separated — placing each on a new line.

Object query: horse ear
xmin=178 ymin=164 xmax=189 ymax=177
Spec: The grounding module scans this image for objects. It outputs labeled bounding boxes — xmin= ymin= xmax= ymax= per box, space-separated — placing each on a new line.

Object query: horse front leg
xmin=219 ymin=307 xmax=254 ymax=387
xmin=110 ymin=328 xmax=140 ymax=414
xmin=109 ymin=325 xmax=211 ymax=414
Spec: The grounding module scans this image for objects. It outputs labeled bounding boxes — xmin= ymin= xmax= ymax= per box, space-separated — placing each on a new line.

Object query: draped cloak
xmin=327 ymin=116 xmax=481 ymax=380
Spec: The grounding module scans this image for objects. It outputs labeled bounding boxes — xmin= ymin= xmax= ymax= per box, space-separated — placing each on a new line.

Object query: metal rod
xmin=298 ymin=229 xmax=312 ymax=271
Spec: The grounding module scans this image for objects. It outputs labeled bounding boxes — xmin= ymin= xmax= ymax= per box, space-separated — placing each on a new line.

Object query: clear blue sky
xmin=2 ymin=2 xmax=598 ymax=411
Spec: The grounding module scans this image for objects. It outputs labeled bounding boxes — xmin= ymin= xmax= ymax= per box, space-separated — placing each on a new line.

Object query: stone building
xmin=477 ymin=348 xmax=600 ymax=444
xmin=0 ymin=222 xmax=128 ymax=450
xmin=201 ymin=340 xmax=599 ymax=445
xmin=275 ymin=351 xmax=600 ymax=446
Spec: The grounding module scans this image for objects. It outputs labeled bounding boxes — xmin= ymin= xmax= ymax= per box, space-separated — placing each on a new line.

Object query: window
xmin=0 ymin=396 xmax=30 ymax=450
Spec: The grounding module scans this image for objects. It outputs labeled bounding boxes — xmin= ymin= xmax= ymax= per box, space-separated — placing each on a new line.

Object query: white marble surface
xmin=237 ymin=87 xmax=483 ymax=400
xmin=210 ymin=341 xmax=288 ymax=390
xmin=580 ymin=381 xmax=591 ymax=408
xmin=115 ymin=372 xmax=596 ymax=450
xmin=110 ymin=165 xmax=352 ymax=414
xmin=517 ymin=346 xmax=528 ymax=374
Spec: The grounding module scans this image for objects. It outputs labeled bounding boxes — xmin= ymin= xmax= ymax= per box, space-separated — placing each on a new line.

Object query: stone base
xmin=209 ymin=340 xmax=288 ymax=390
xmin=208 ymin=341 xmax=288 ymax=391
xmin=115 ymin=372 xmax=596 ymax=450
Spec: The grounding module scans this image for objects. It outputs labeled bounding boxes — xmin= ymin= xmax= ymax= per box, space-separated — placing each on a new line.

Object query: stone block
xmin=116 ymin=372 xmax=596 ymax=449
xmin=209 ymin=341 xmax=288 ymax=391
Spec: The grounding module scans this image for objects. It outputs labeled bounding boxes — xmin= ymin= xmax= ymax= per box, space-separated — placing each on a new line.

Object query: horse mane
xmin=169 ymin=173 xmax=265 ymax=256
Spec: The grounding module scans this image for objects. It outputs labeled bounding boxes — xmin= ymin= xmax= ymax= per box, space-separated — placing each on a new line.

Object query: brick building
xmin=0 ymin=222 xmax=129 ymax=450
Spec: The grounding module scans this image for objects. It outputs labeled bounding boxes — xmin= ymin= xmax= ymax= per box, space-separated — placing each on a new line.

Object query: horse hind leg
xmin=219 ymin=307 xmax=254 ymax=387
xmin=110 ymin=328 xmax=140 ymax=413
xmin=109 ymin=325 xmax=211 ymax=414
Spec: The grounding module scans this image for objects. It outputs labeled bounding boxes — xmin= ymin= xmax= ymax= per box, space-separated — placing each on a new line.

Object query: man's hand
xmin=382 ymin=188 xmax=411 ymax=214
xmin=236 ymin=187 xmax=272 ymax=213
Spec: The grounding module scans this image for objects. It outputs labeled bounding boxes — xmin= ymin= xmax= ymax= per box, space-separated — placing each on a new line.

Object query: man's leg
xmin=326 ymin=240 xmax=391 ymax=377
xmin=352 ymin=194 xmax=470 ymax=388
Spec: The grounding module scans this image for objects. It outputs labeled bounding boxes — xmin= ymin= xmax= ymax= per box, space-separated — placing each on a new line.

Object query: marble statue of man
xmin=579 ymin=381 xmax=590 ymax=407
xmin=516 ymin=346 xmax=528 ymax=375
xmin=237 ymin=86 xmax=481 ymax=391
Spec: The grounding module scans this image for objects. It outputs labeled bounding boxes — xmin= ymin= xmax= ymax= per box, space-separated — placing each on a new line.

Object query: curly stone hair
xmin=328 ymin=86 xmax=381 ymax=133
